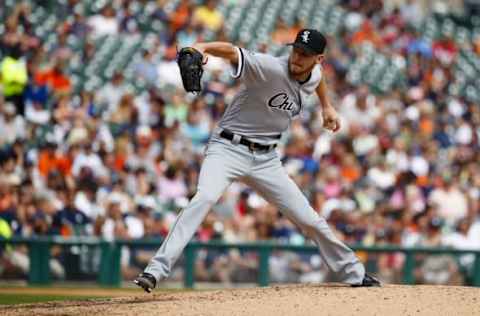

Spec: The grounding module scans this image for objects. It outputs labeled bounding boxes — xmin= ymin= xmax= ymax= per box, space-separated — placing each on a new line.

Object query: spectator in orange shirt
xmin=0 ymin=179 xmax=14 ymax=212
xmin=170 ymin=0 xmax=194 ymax=33
xmin=34 ymin=61 xmax=71 ymax=94
xmin=351 ymin=19 xmax=383 ymax=48
xmin=271 ymin=19 xmax=298 ymax=45
xmin=341 ymin=154 xmax=362 ymax=184
xmin=474 ymin=35 xmax=480 ymax=55
xmin=37 ymin=142 xmax=71 ymax=179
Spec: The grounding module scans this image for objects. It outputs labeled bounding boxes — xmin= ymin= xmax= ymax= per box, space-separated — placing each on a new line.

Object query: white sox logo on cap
xmin=301 ymin=30 xmax=310 ymax=43
xmin=289 ymin=29 xmax=326 ymax=54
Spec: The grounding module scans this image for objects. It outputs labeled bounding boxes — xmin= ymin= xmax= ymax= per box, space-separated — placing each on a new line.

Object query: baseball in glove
xmin=177 ymin=47 xmax=204 ymax=93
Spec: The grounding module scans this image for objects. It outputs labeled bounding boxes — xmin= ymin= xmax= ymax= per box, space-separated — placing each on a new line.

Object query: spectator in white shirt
xmin=87 ymin=5 xmax=119 ymax=38
xmin=134 ymin=50 xmax=159 ymax=86
xmin=341 ymin=85 xmax=380 ymax=131
xmin=96 ymin=72 xmax=128 ymax=119
xmin=0 ymin=102 xmax=26 ymax=145
xmin=157 ymin=50 xmax=183 ymax=89
xmin=367 ymin=159 xmax=396 ymax=191
xmin=442 ymin=218 xmax=478 ymax=274
xmin=429 ymin=175 xmax=468 ymax=227
xmin=72 ymin=144 xmax=107 ymax=178
xmin=74 ymin=179 xmax=104 ymax=220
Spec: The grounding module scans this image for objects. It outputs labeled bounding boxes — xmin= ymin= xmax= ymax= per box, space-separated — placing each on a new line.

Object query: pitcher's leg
xmin=246 ymin=158 xmax=364 ymax=284
xmin=144 ymin=145 xmax=242 ymax=282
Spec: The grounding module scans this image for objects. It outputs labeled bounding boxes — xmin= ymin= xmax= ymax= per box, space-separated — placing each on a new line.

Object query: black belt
xmin=220 ymin=130 xmax=278 ymax=151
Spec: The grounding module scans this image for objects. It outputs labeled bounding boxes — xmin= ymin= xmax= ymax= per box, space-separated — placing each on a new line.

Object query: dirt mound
xmin=2 ymin=284 xmax=479 ymax=316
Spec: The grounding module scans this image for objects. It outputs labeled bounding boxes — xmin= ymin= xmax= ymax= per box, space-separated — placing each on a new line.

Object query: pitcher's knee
xmin=297 ymin=215 xmax=327 ymax=239
xmin=192 ymin=191 xmax=220 ymax=206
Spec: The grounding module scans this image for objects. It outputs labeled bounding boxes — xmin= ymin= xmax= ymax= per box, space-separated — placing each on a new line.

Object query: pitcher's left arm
xmin=315 ymin=76 xmax=341 ymax=132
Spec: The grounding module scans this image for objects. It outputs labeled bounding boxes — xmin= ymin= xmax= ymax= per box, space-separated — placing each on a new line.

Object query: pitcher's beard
xmin=288 ymin=63 xmax=314 ymax=80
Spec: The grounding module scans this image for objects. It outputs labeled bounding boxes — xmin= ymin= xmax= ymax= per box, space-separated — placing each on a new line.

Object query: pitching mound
xmin=2 ymin=284 xmax=479 ymax=316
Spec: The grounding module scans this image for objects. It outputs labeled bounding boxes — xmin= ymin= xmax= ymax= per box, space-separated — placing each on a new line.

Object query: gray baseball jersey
xmin=217 ymin=47 xmax=322 ymax=142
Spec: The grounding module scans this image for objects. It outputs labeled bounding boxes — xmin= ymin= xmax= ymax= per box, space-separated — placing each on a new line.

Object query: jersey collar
xmin=297 ymin=72 xmax=312 ymax=85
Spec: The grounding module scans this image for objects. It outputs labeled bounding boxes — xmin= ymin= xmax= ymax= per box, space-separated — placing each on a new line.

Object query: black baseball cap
xmin=288 ymin=29 xmax=327 ymax=55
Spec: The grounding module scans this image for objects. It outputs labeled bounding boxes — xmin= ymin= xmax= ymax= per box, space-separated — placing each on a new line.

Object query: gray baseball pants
xmin=144 ymin=133 xmax=365 ymax=284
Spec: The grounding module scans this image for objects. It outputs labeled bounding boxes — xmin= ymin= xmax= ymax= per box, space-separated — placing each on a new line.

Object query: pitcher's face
xmin=288 ymin=47 xmax=323 ymax=77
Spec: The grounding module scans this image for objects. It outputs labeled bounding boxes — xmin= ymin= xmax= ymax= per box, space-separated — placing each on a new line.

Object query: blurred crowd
xmin=0 ymin=0 xmax=479 ymax=286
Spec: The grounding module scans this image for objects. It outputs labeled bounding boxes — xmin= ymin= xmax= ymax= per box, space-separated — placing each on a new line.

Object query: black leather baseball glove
xmin=177 ymin=47 xmax=204 ymax=93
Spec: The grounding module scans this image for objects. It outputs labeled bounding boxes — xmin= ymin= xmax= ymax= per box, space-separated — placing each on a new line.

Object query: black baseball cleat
xmin=134 ymin=272 xmax=157 ymax=293
xmin=351 ymin=273 xmax=381 ymax=287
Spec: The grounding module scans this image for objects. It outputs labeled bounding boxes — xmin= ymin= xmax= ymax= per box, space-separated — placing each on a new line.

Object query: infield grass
xmin=0 ymin=293 xmax=105 ymax=305
xmin=0 ymin=286 xmax=192 ymax=305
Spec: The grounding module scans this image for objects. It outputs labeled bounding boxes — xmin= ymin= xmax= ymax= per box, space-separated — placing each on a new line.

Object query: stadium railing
xmin=1 ymin=236 xmax=480 ymax=287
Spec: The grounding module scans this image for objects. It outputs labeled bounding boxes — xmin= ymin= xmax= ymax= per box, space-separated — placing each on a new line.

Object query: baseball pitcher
xmin=134 ymin=29 xmax=380 ymax=292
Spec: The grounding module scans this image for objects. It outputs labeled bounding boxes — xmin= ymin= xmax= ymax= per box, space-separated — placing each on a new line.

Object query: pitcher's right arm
xmin=192 ymin=42 xmax=239 ymax=66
